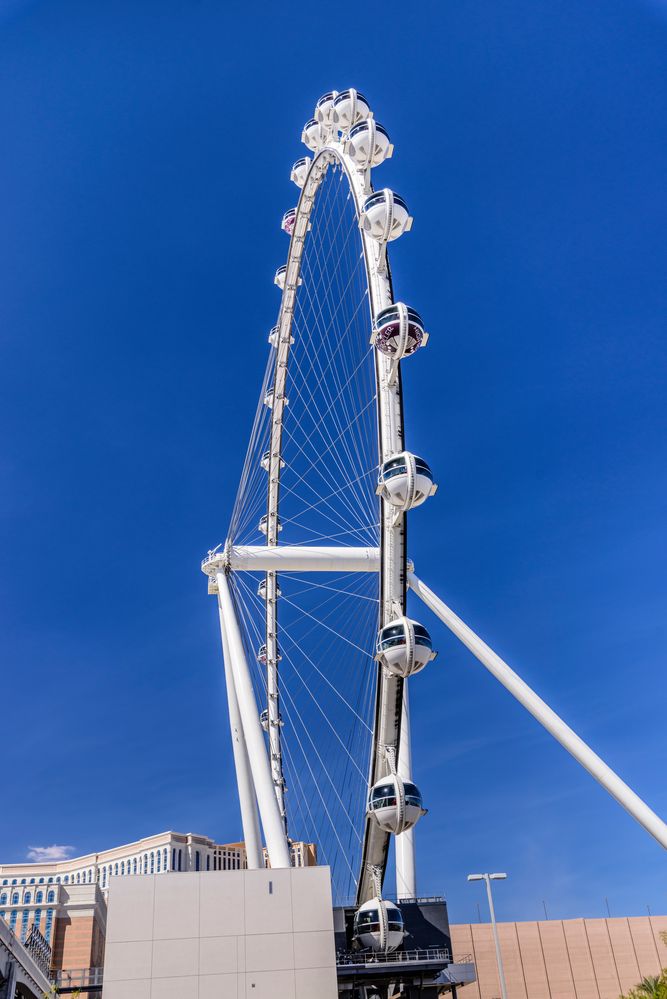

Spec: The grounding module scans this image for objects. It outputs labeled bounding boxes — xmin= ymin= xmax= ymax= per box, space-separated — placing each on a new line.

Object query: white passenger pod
xmin=302 ymin=118 xmax=326 ymax=151
xmin=377 ymin=452 xmax=437 ymax=511
xmin=257 ymin=643 xmax=282 ymax=665
xmin=376 ymin=617 xmax=437 ymax=678
xmin=353 ymin=898 xmax=404 ymax=953
xmin=367 ymin=774 xmax=427 ymax=834
xmin=268 ymin=325 xmax=294 ymax=348
xmin=314 ymin=91 xmax=339 ymax=125
xmin=346 ymin=120 xmax=393 ymax=169
xmin=281 ymin=209 xmax=297 ymax=235
xmin=372 ymin=303 xmax=428 ymax=358
xmin=359 ymin=190 xmax=412 ymax=243
xmin=260 ymin=708 xmax=283 ymax=731
xmin=290 ymin=157 xmax=310 ymax=188
xmin=274 ymin=264 xmax=302 ymax=290
xmin=333 ymin=88 xmax=371 ymax=132
xmin=261 ymin=451 xmax=285 ymax=472
xmin=258 ymin=515 xmax=282 ymax=536
xmin=257 ymin=578 xmax=281 ymax=599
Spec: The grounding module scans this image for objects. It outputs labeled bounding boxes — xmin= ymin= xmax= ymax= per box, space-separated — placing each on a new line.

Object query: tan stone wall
xmin=52 ymin=914 xmax=97 ymax=971
xmin=450 ymin=917 xmax=667 ymax=999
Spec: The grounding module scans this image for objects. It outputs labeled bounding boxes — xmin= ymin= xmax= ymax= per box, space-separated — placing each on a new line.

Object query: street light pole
xmin=468 ymin=873 xmax=509 ymax=999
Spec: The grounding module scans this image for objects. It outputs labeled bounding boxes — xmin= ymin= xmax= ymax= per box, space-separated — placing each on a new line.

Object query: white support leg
xmin=408 ymin=571 xmax=667 ymax=851
xmin=395 ymin=683 xmax=417 ymax=899
xmin=217 ymin=605 xmax=263 ymax=869
xmin=217 ymin=570 xmax=292 ymax=869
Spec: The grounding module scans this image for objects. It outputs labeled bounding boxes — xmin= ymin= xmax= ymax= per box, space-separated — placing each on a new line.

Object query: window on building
xmin=1 ymin=880 xmax=7 ymax=886
xmin=45 ymin=909 xmax=54 ymax=942
xmin=150 ymin=852 xmax=155 ymax=874
xmin=195 ymin=851 xmax=200 ymax=872
xmin=102 ymin=868 xmax=107 ymax=888
xmin=20 ymin=879 xmax=26 ymax=885
xmin=30 ymin=878 xmax=35 ymax=885
xmin=11 ymin=893 xmax=19 ymax=905
xmin=64 ymin=875 xmax=69 ymax=884
xmin=47 ymin=891 xmax=55 ymax=903
xmin=142 ymin=855 xmax=147 ymax=874
xmin=36 ymin=891 xmax=43 ymax=904
xmin=0 ymin=894 xmax=6 ymax=906
xmin=20 ymin=909 xmax=29 ymax=942
xmin=133 ymin=858 xmax=137 ymax=875
xmin=88 ymin=870 xmax=92 ymax=883
xmin=12 ymin=880 xmax=17 ymax=886
xmin=76 ymin=873 xmax=80 ymax=883
xmin=34 ymin=909 xmax=42 ymax=931
xmin=0 ymin=912 xmax=5 ymax=922
xmin=39 ymin=878 xmax=44 ymax=884
xmin=178 ymin=849 xmax=182 ymax=872
xmin=163 ymin=848 xmax=167 ymax=871
xmin=156 ymin=852 xmax=161 ymax=873
xmin=10 ymin=911 xmax=18 ymax=930
xmin=206 ymin=855 xmax=210 ymax=871
xmin=48 ymin=877 xmax=53 ymax=884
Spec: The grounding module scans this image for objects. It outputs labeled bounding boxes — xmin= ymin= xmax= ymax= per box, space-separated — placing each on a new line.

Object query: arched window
xmin=143 ymin=855 xmax=148 ymax=874
xmin=178 ymin=849 xmax=182 ymax=871
xmin=34 ymin=908 xmax=42 ymax=930
xmin=45 ymin=909 xmax=54 ymax=942
xmin=120 ymin=861 xmax=125 ymax=875
xmin=163 ymin=848 xmax=168 ymax=871
xmin=76 ymin=873 xmax=80 ymax=883
xmin=36 ymin=891 xmax=43 ymax=904
xmin=12 ymin=893 xmax=19 ymax=905
xmin=48 ymin=877 xmax=53 ymax=884
xmin=56 ymin=877 xmax=61 ymax=884
xmin=172 ymin=848 xmax=176 ymax=870
xmin=20 ymin=879 xmax=26 ymax=885
xmin=0 ymin=894 xmax=6 ymax=906
xmin=39 ymin=877 xmax=45 ymax=884
xmin=88 ymin=869 xmax=92 ymax=883
xmin=11 ymin=879 xmax=17 ymax=885
xmin=102 ymin=868 xmax=107 ymax=888
xmin=1 ymin=880 xmax=7 ymax=886
xmin=156 ymin=852 xmax=161 ymax=873
xmin=150 ymin=852 xmax=155 ymax=874
xmin=29 ymin=878 xmax=35 ymax=885
xmin=64 ymin=875 xmax=69 ymax=884
xmin=195 ymin=850 xmax=200 ymax=872
xmin=47 ymin=891 xmax=55 ymax=903
xmin=133 ymin=858 xmax=137 ymax=874
xmin=20 ymin=909 xmax=29 ymax=942
xmin=24 ymin=892 xmax=31 ymax=905
xmin=113 ymin=863 xmax=118 ymax=876
xmin=10 ymin=911 xmax=18 ymax=930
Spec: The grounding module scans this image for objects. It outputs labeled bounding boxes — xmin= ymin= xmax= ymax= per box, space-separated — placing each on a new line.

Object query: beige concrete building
xmin=450 ymin=916 xmax=667 ymax=999
xmin=103 ymin=866 xmax=337 ymax=998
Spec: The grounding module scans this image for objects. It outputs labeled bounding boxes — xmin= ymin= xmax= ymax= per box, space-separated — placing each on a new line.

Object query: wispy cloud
xmin=27 ymin=845 xmax=75 ymax=862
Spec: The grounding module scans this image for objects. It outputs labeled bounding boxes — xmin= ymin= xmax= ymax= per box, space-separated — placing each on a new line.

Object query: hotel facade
xmin=0 ymin=829 xmax=316 ymax=977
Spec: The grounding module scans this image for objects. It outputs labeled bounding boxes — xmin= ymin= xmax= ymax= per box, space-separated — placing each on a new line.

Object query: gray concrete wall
xmin=103 ymin=866 xmax=337 ymax=998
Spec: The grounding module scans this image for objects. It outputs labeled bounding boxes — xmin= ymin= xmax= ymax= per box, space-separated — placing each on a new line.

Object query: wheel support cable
xmin=408 ymin=571 xmax=667 ymax=850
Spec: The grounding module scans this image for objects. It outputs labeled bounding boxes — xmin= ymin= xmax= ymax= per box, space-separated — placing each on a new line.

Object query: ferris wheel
xmin=202 ymin=88 xmax=667 ymax=953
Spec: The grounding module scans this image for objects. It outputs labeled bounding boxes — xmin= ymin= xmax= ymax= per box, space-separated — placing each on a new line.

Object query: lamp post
xmin=468 ymin=873 xmax=509 ymax=999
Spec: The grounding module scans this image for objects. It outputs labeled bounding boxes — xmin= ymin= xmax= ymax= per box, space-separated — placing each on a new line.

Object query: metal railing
xmin=53 ymin=967 xmax=103 ymax=990
xmin=337 ymin=947 xmax=451 ymax=966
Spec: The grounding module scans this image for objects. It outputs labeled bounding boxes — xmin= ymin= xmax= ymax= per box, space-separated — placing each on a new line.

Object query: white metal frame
xmin=203 ymin=95 xmax=667 ymax=896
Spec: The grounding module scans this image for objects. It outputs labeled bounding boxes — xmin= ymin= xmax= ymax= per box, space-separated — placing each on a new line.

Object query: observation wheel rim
xmin=262 ymin=142 xmax=407 ymax=905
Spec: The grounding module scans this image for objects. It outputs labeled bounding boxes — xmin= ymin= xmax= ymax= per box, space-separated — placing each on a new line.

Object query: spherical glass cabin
xmin=290 ymin=157 xmax=310 ymax=189
xmin=367 ymin=774 xmax=426 ymax=834
xmin=378 ymin=453 xmax=436 ymax=511
xmin=315 ymin=91 xmax=338 ymax=125
xmin=359 ymin=190 xmax=412 ymax=242
xmin=346 ymin=120 xmax=392 ymax=168
xmin=373 ymin=304 xmax=427 ymax=358
xmin=353 ymin=898 xmax=404 ymax=953
xmin=302 ymin=118 xmax=325 ymax=151
xmin=376 ymin=617 xmax=436 ymax=678
xmin=332 ymin=88 xmax=371 ymax=131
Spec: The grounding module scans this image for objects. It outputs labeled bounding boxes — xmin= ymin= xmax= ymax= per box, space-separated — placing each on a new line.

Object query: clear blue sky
xmin=1 ymin=0 xmax=665 ymax=923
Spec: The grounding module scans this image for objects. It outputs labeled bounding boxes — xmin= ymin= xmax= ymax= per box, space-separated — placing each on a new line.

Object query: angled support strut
xmin=216 ymin=570 xmax=292 ymax=869
xmin=408 ymin=571 xmax=667 ymax=851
